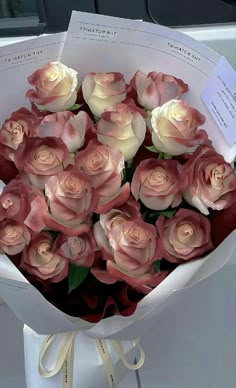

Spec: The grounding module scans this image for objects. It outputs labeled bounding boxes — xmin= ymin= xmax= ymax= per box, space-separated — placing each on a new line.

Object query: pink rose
xmin=156 ymin=209 xmax=213 ymax=263
xmin=96 ymin=100 xmax=146 ymax=160
xmin=151 ymin=99 xmax=210 ymax=155
xmin=95 ymin=196 xmax=142 ymax=259
xmin=93 ymin=217 xmax=166 ymax=293
xmin=183 ymin=146 xmax=236 ymax=215
xmin=45 ymin=167 xmax=99 ymax=235
xmin=131 ymin=158 xmax=184 ymax=210
xmin=21 ymin=232 xmax=68 ymax=282
xmin=82 ymin=72 xmax=127 ymax=116
xmin=0 ymin=219 xmax=31 ymax=255
xmin=14 ymin=137 xmax=71 ymax=189
xmin=75 ymin=140 xmax=130 ymax=213
xmin=33 ymin=110 xmax=92 ymax=152
xmin=0 ymin=178 xmax=47 ymax=232
xmin=130 ymin=70 xmax=188 ymax=110
xmin=100 ymin=196 xmax=141 ymax=235
xmin=26 ymin=62 xmax=78 ymax=112
xmin=0 ymin=108 xmax=36 ymax=161
xmin=55 ymin=230 xmax=95 ymax=267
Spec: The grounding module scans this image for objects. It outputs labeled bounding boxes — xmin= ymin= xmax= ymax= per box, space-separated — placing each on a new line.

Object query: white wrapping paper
xmin=0 ymin=12 xmax=236 ymax=341
xmin=23 ymin=326 xmax=139 ymax=388
xmin=0 ymin=32 xmax=66 ymax=123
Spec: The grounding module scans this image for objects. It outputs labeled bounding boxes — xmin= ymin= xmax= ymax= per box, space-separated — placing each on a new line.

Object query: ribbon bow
xmin=39 ymin=333 xmax=145 ymax=388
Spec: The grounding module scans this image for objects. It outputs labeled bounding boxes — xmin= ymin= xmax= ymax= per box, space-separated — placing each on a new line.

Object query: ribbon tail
xmin=112 ymin=338 xmax=145 ymax=371
xmin=96 ymin=338 xmax=116 ymax=388
xmin=61 ymin=339 xmax=74 ymax=388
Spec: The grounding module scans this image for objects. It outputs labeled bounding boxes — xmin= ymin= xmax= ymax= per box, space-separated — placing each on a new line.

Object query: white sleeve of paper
xmin=1 ymin=231 xmax=235 ymax=338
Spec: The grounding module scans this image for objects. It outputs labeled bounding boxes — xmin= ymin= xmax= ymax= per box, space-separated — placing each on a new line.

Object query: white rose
xmin=151 ymin=99 xmax=207 ymax=155
xmin=97 ymin=100 xmax=146 ymax=161
xmin=82 ymin=72 xmax=127 ymax=117
xmin=26 ymin=62 xmax=78 ymax=112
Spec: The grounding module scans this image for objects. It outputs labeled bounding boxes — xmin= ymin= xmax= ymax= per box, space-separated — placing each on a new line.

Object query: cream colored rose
xmin=97 ymin=100 xmax=146 ymax=161
xmin=82 ymin=72 xmax=127 ymax=116
xmin=26 ymin=62 xmax=78 ymax=112
xmin=151 ymin=99 xmax=208 ymax=155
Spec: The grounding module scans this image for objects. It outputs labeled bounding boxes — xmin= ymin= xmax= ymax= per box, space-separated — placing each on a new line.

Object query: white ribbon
xmin=39 ymin=332 xmax=76 ymax=388
xmin=96 ymin=338 xmax=145 ymax=388
xmin=38 ymin=333 xmax=145 ymax=388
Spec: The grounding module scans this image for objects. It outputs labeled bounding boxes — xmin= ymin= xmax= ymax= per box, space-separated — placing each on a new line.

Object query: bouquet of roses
xmin=1 ymin=56 xmax=236 ymax=326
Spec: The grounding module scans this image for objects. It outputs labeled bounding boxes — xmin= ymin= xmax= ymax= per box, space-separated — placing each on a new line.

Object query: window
xmin=0 ymin=0 xmax=38 ymax=18
xmin=0 ymin=0 xmax=46 ymax=36
xmin=0 ymin=0 xmax=236 ymax=37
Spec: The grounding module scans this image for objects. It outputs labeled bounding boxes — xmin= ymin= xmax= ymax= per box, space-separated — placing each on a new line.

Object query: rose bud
xmin=75 ymin=140 xmax=130 ymax=213
xmin=55 ymin=230 xmax=95 ymax=267
xmin=130 ymin=70 xmax=188 ymax=110
xmin=33 ymin=110 xmax=92 ymax=152
xmin=183 ymin=146 xmax=236 ymax=215
xmin=21 ymin=232 xmax=68 ymax=282
xmin=82 ymin=72 xmax=127 ymax=116
xmin=26 ymin=62 xmax=78 ymax=112
xmin=14 ymin=136 xmax=71 ymax=189
xmin=156 ymin=208 xmax=214 ymax=263
xmin=96 ymin=100 xmax=146 ymax=161
xmin=44 ymin=167 xmax=99 ymax=235
xmin=0 ymin=108 xmax=36 ymax=161
xmin=131 ymin=158 xmax=184 ymax=210
xmin=0 ymin=178 xmax=48 ymax=232
xmin=151 ymin=99 xmax=210 ymax=155
xmin=93 ymin=217 xmax=166 ymax=293
xmin=0 ymin=219 xmax=31 ymax=255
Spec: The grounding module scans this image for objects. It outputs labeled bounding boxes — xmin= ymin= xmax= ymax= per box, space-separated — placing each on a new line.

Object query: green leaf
xmin=153 ymin=260 xmax=161 ymax=272
xmin=147 ymin=208 xmax=177 ymax=220
xmin=70 ymin=152 xmax=76 ymax=162
xmin=163 ymin=153 xmax=172 ymax=160
xmin=126 ymin=158 xmax=133 ymax=168
xmin=69 ymin=103 xmax=82 ymax=111
xmin=157 ymin=152 xmax=164 ymax=160
xmin=145 ymin=145 xmax=160 ymax=153
xmin=68 ymin=264 xmax=89 ymax=293
xmin=121 ymin=168 xmax=127 ymax=185
xmin=47 ymin=230 xmax=60 ymax=240
xmin=94 ymin=115 xmax=100 ymax=123
xmin=157 ymin=209 xmax=178 ymax=218
xmin=125 ymin=166 xmax=135 ymax=183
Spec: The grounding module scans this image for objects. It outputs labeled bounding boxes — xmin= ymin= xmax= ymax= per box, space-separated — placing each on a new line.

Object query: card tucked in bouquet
xmin=0 ymin=11 xmax=236 ymax=343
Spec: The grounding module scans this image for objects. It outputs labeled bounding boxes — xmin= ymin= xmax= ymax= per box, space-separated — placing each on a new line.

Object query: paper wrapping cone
xmin=0 ymin=12 xmax=235 ymax=340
